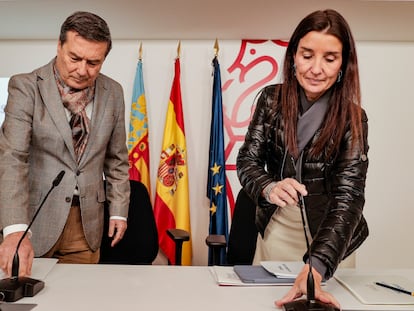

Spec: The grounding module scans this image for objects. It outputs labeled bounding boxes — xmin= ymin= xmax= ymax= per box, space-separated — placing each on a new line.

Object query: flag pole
xmin=138 ymin=42 xmax=143 ymax=61
xmin=214 ymin=38 xmax=219 ymax=57
xmin=177 ymin=40 xmax=181 ymax=59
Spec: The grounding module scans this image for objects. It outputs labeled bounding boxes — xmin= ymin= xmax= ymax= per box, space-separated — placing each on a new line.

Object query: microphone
xmin=282 ymin=193 xmax=339 ymax=311
xmin=0 ymin=170 xmax=65 ymax=302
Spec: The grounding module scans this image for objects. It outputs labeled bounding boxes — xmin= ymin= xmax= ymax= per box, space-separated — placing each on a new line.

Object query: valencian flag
xmin=154 ymin=56 xmax=192 ymax=265
xmin=127 ymin=53 xmax=151 ymax=195
xmin=207 ymin=54 xmax=228 ymax=265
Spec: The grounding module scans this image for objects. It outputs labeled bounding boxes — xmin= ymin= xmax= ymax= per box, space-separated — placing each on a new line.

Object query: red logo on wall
xmin=222 ymin=39 xmax=288 ymax=214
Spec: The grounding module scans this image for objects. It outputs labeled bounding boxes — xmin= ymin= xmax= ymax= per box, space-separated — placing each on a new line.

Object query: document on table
xmin=260 ymin=261 xmax=304 ymax=278
xmin=335 ymin=273 xmax=414 ymax=305
xmin=209 ymin=265 xmax=294 ymax=286
xmin=234 ymin=265 xmax=296 ymax=284
xmin=0 ymin=258 xmax=58 ymax=280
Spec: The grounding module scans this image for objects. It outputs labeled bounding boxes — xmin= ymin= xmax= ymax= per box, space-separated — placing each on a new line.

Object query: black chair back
xmin=226 ymin=188 xmax=258 ymax=265
xmin=100 ymin=180 xmax=158 ymax=264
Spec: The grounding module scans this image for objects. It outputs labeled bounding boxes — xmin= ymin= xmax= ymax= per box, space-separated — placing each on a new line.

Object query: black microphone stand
xmin=0 ymin=171 xmax=65 ymax=302
xmin=282 ymin=193 xmax=339 ymax=311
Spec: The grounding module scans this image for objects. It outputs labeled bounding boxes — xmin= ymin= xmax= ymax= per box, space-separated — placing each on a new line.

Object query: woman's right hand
xmin=275 ymin=264 xmax=341 ymax=310
xmin=264 ymin=178 xmax=307 ymax=207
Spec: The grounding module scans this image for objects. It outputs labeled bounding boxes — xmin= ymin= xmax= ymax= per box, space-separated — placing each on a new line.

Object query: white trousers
xmin=253 ymin=204 xmax=355 ymax=268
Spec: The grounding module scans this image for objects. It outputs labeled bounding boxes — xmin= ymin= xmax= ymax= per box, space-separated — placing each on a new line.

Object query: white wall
xmin=0 ymin=39 xmax=413 ymax=268
xmin=356 ymin=41 xmax=414 ymax=269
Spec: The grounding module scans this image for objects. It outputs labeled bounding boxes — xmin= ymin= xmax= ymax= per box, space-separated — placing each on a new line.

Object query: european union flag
xmin=207 ymin=56 xmax=228 ymax=265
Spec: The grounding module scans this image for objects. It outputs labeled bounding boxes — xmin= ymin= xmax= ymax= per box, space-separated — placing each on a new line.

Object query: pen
xmin=375 ymin=281 xmax=414 ymax=296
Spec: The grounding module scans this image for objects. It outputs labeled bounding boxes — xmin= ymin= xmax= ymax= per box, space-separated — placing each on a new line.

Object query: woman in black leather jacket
xmin=237 ymin=9 xmax=369 ymax=309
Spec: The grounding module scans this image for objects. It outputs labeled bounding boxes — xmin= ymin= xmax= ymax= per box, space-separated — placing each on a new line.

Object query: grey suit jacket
xmin=0 ymin=58 xmax=130 ymax=256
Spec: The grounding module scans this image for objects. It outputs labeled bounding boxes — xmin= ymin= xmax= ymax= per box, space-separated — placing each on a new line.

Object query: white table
xmin=13 ymin=264 xmax=414 ymax=311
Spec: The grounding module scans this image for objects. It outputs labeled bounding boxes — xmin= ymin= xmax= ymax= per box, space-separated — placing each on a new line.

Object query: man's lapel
xmin=78 ymin=75 xmax=108 ymax=167
xmin=37 ymin=60 xmax=77 ymax=162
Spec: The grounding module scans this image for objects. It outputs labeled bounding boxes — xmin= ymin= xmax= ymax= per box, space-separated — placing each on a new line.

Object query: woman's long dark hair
xmin=281 ymin=9 xmax=363 ymax=159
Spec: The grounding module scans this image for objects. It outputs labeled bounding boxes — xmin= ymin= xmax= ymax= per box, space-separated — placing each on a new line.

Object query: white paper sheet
xmin=209 ymin=265 xmax=293 ymax=286
xmin=260 ymin=261 xmax=304 ymax=278
xmin=335 ymin=274 xmax=414 ymax=305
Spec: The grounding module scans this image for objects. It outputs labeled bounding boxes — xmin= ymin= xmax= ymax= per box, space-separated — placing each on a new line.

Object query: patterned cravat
xmin=54 ymin=66 xmax=94 ymax=162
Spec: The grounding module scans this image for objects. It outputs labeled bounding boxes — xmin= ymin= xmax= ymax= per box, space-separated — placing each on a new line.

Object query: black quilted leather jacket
xmin=237 ymin=84 xmax=369 ymax=279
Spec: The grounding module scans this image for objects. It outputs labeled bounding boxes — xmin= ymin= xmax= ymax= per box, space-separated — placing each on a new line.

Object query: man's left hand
xmin=108 ymin=219 xmax=127 ymax=247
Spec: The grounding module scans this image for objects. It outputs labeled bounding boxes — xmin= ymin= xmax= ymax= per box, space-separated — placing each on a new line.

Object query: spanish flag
xmin=154 ymin=57 xmax=192 ymax=265
xmin=127 ymin=56 xmax=151 ymax=195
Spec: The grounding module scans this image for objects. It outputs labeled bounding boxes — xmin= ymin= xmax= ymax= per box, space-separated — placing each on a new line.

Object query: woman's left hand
xmin=274 ymin=264 xmax=341 ymax=309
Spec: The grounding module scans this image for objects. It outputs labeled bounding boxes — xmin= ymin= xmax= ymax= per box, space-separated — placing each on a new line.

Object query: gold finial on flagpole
xmin=177 ymin=40 xmax=181 ymax=59
xmin=138 ymin=42 xmax=143 ymax=61
xmin=214 ymin=38 xmax=219 ymax=57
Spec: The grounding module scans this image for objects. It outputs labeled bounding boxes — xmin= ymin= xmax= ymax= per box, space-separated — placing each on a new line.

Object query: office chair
xmin=205 ymin=234 xmax=227 ymax=266
xmin=166 ymin=228 xmax=190 ymax=265
xmin=99 ymin=180 xmax=159 ymax=265
xmin=227 ymin=188 xmax=258 ymax=265
xmin=206 ymin=188 xmax=258 ymax=266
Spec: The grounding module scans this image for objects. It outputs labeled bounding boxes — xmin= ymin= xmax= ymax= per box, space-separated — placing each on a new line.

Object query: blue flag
xmin=207 ymin=56 xmax=228 ymax=265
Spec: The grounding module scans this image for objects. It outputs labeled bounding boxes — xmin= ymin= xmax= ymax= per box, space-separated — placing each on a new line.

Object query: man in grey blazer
xmin=0 ymin=11 xmax=130 ymax=276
